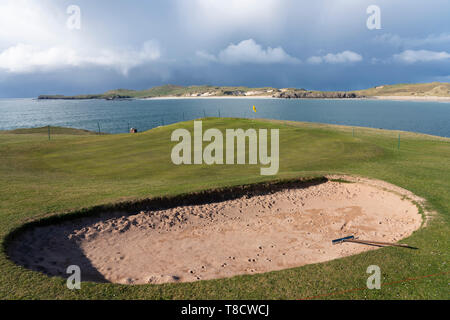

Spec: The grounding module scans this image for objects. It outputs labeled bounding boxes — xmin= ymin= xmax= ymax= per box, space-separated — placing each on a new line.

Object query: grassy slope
xmin=0 ymin=118 xmax=448 ymax=299
xmin=356 ymin=82 xmax=450 ymax=97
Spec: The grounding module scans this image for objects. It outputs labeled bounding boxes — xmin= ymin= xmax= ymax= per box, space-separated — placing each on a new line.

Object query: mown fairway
xmin=0 ymin=118 xmax=448 ymax=299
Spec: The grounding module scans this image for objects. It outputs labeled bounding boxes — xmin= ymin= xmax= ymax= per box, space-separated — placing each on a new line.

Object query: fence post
xmin=203 ymin=109 xmax=206 ymax=118
xmin=352 ymin=128 xmax=355 ymax=137
xmin=97 ymin=122 xmax=101 ymax=135
xmin=48 ymin=125 xmax=50 ymax=140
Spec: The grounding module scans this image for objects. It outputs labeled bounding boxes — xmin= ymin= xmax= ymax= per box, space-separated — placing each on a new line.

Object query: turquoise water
xmin=0 ymin=98 xmax=449 ymax=137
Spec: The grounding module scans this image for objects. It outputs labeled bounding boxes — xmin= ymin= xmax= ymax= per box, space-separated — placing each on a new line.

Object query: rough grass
xmin=0 ymin=118 xmax=448 ymax=299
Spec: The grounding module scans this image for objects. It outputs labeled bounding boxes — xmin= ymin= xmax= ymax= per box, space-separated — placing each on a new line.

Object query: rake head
xmin=332 ymin=235 xmax=355 ymax=245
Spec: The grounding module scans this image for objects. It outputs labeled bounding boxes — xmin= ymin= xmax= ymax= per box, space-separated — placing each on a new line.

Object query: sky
xmin=0 ymin=0 xmax=450 ymax=97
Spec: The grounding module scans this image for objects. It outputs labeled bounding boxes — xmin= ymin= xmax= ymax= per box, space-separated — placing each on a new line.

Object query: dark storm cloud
xmin=0 ymin=0 xmax=449 ymax=97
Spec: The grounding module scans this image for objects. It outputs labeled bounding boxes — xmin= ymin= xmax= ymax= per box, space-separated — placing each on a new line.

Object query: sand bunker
xmin=8 ymin=176 xmax=423 ymax=285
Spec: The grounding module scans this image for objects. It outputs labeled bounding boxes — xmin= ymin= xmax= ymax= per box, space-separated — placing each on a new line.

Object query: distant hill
xmin=0 ymin=126 xmax=97 ymax=135
xmin=355 ymin=82 xmax=450 ymax=97
xmin=38 ymin=85 xmax=279 ymax=100
xmin=38 ymin=82 xmax=450 ymax=100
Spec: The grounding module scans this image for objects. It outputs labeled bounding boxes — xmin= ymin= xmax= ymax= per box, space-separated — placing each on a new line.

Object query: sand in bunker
xmin=9 ymin=179 xmax=422 ymax=285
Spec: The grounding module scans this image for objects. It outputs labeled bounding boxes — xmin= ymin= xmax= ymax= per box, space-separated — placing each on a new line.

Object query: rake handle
xmin=345 ymin=239 xmax=410 ymax=247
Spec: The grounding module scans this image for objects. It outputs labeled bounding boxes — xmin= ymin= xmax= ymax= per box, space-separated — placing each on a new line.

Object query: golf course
xmin=0 ymin=118 xmax=448 ymax=299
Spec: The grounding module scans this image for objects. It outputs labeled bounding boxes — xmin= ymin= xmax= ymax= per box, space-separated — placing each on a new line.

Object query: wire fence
xmin=84 ymin=108 xmax=262 ymax=135
xmin=43 ymin=108 xmax=450 ymax=151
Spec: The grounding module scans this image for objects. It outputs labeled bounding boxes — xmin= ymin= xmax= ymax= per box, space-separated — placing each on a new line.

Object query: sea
xmin=0 ymin=98 xmax=449 ymax=137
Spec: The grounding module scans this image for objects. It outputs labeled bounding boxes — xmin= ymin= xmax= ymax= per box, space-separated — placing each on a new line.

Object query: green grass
xmin=0 ymin=118 xmax=448 ymax=299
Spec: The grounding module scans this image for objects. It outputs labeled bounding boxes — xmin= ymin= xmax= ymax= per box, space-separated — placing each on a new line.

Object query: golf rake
xmin=332 ymin=235 xmax=417 ymax=249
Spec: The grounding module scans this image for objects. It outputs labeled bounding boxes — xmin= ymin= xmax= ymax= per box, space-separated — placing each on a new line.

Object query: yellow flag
xmin=253 ymin=105 xmax=257 ymax=112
